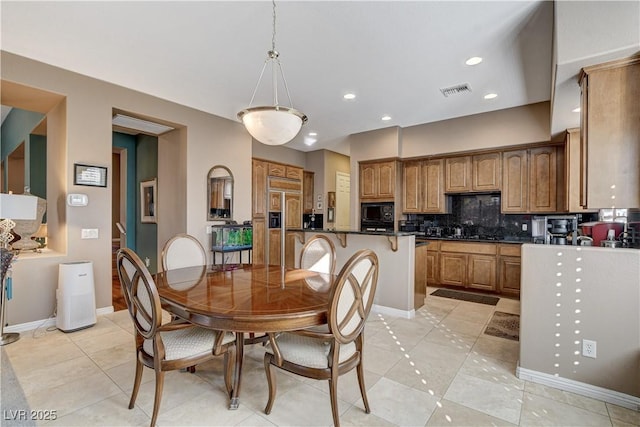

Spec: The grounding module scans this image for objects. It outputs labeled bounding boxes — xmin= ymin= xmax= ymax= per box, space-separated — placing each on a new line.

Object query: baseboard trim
xmin=373 ymin=304 xmax=414 ymax=319
xmin=517 ymin=366 xmax=640 ymax=411
xmin=5 ymin=306 xmax=115 ymax=333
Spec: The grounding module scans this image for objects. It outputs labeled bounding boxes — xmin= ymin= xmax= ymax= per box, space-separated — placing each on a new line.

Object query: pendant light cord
xmin=246 ymin=0 xmax=296 ymax=109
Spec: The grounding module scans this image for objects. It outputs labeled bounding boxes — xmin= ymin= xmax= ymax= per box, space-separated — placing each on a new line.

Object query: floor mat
xmin=430 ymin=288 xmax=499 ymax=305
xmin=484 ymin=311 xmax=520 ymax=341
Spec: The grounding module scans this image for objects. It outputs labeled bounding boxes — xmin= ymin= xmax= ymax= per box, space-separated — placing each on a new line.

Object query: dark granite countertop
xmin=416 ymin=236 xmax=532 ymax=245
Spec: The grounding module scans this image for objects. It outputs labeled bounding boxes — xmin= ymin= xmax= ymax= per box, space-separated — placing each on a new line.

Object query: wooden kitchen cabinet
xmin=501 ymin=146 xmax=559 ymax=213
xmin=439 ymin=241 xmax=498 ymax=291
xmin=528 ymin=146 xmax=557 ymax=213
xmin=468 ymin=255 xmax=497 ymax=291
xmin=402 ymin=159 xmax=446 ymax=213
xmin=252 ymin=218 xmax=265 ymax=265
xmin=360 ymin=160 xmax=397 ymax=201
xmin=446 ymin=153 xmax=501 ymax=193
xmin=425 ymin=240 xmax=440 ymax=286
xmin=564 ymin=128 xmax=596 ymax=213
xmin=498 ymin=244 xmax=521 ymax=297
xmin=440 ymin=252 xmax=467 ymax=287
xmin=579 ymin=55 xmax=640 ymax=208
xmin=415 ymin=244 xmax=428 ymax=307
xmin=303 ymin=171 xmax=314 ymax=214
xmin=403 ymin=161 xmax=421 ymax=212
xmin=473 ymin=152 xmax=501 ymax=191
xmin=252 ymin=159 xmax=268 ymax=217
xmin=445 ymin=156 xmax=472 ymax=192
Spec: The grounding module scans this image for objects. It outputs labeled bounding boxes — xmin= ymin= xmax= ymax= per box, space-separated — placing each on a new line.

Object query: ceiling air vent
xmin=440 ymin=83 xmax=472 ymax=98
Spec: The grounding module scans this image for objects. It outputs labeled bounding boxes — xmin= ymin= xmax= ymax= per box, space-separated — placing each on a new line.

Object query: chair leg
xmin=224 ymin=349 xmax=234 ymax=396
xmin=150 ymin=370 xmax=165 ymax=427
xmin=328 ymin=369 xmax=341 ymax=427
xmin=129 ymin=357 xmax=144 ymax=409
xmin=263 ymin=354 xmax=277 ymax=414
xmin=356 ymin=360 xmax=370 ymax=413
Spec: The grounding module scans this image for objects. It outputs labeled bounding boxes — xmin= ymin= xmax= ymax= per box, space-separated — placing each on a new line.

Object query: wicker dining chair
xmin=116 ymin=248 xmax=235 ymax=427
xmin=263 ymin=249 xmax=379 ymax=427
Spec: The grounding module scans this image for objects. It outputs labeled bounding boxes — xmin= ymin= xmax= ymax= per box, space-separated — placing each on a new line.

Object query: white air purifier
xmin=56 ymin=261 xmax=97 ymax=332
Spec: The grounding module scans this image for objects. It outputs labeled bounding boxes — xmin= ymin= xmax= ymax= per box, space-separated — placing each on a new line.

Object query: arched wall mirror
xmin=207 ymin=165 xmax=233 ymax=220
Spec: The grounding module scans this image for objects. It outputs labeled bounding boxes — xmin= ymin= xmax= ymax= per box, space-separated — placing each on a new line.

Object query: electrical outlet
xmin=206 ymin=225 xmax=212 ymax=234
xmin=582 ymin=339 xmax=597 ymax=358
xmin=522 ymin=223 xmax=528 ymax=231
xmin=144 ymin=257 xmax=150 ymax=267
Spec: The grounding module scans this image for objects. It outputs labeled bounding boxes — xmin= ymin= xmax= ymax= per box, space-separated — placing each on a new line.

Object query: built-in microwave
xmin=360 ymin=202 xmax=394 ymax=231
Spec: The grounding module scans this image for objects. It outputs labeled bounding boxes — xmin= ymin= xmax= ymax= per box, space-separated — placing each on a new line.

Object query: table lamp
xmin=0 ymin=193 xmax=38 ymax=345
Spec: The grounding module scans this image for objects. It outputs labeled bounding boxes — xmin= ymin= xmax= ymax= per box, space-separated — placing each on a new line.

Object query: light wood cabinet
xmin=440 ymin=253 xmax=467 ymax=287
xmin=498 ymin=244 xmax=521 ymax=297
xmin=468 ymin=255 xmax=497 ymax=291
xmin=446 ymin=153 xmax=501 ymax=193
xmin=268 ymin=162 xmax=286 ymax=177
xmin=252 ymin=159 xmax=267 ymax=217
xmin=402 ymin=159 xmax=446 ymax=213
xmin=445 ymin=156 xmax=472 ymax=192
xmin=415 ymin=244 xmax=428 ymax=307
xmin=473 ymin=153 xmax=501 ymax=191
xmin=579 ymin=56 xmax=640 ymax=208
xmin=285 ymin=194 xmax=302 ymax=228
xmin=303 ymin=171 xmax=314 ymax=214
xmin=403 ymin=161 xmax=421 ymax=213
xmin=528 ymin=146 xmax=557 ymax=212
xmin=564 ymin=129 xmax=596 ymax=213
xmin=360 ymin=160 xmax=397 ymax=201
xmin=501 ymin=146 xmax=559 ymax=213
xmin=425 ymin=240 xmax=440 ymax=286
xmin=252 ymin=218 xmax=265 ymax=265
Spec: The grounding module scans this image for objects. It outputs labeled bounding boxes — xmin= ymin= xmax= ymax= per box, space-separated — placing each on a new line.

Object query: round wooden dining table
xmin=155 ymin=264 xmax=333 ymax=409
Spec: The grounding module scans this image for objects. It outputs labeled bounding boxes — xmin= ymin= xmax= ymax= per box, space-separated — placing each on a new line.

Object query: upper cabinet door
xmin=528 ymin=146 xmax=557 ymax=213
xmin=422 ymin=159 xmax=446 ymax=213
xmin=403 ymin=161 xmax=421 ymax=213
xmin=445 ymin=156 xmax=472 ymax=192
xmin=473 ymin=153 xmax=501 ymax=191
xmin=268 ymin=163 xmax=286 ymax=178
xmin=501 ymin=150 xmax=528 ymax=213
xmin=377 ymin=161 xmax=396 ymax=199
xmin=252 ymin=159 xmax=267 ymax=217
xmin=359 ymin=163 xmax=377 ymax=199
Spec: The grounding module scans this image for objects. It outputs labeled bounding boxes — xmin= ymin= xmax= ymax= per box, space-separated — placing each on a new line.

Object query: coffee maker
xmin=548 ymin=216 xmax=578 ymax=245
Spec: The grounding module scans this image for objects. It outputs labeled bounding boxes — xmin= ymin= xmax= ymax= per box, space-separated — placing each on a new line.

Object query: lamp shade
xmin=238 ymin=106 xmax=307 ymax=146
xmin=0 ymin=194 xmax=38 ymax=220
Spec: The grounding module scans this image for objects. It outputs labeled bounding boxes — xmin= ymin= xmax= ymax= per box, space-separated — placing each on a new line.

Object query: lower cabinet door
xmin=440 ymin=253 xmax=466 ymax=287
xmin=468 ymin=255 xmax=497 ymax=291
xmin=499 ymin=256 xmax=521 ymax=296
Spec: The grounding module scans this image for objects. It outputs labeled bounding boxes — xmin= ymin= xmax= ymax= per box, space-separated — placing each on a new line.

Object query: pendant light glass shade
xmin=238 ymin=1 xmax=307 ymax=146
xmin=238 ymin=106 xmax=306 ymax=146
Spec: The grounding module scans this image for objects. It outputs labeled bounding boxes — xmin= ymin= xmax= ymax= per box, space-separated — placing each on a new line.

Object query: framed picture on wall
xmin=74 ymin=163 xmax=107 ymax=187
xmin=140 ymin=178 xmax=157 ymax=223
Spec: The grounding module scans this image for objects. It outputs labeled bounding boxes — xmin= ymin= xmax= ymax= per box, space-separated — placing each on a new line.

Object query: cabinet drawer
xmin=440 ymin=241 xmax=496 ymax=255
xmin=269 ymin=177 xmax=302 ymax=191
xmin=498 ymin=244 xmax=521 ymax=257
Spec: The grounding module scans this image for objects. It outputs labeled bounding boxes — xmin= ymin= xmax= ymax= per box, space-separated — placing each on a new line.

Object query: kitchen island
xmin=289 ymin=229 xmax=420 ymax=318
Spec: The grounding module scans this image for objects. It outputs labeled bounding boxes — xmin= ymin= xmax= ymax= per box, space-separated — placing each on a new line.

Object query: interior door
xmin=335 ymin=172 xmax=350 ymax=230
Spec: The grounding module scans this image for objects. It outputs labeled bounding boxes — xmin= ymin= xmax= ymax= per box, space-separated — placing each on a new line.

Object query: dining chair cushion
xmin=266 ymin=332 xmax=356 ymax=369
xmin=143 ymin=328 xmax=235 ymax=361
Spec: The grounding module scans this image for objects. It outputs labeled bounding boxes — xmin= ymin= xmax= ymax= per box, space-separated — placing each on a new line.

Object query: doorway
xmin=111 ymin=147 xmax=128 ymax=311
xmin=335 ymin=172 xmax=350 ymax=230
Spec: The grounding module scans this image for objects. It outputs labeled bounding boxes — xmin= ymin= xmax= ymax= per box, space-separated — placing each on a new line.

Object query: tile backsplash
xmin=406 ymin=193 xmax=598 ymax=239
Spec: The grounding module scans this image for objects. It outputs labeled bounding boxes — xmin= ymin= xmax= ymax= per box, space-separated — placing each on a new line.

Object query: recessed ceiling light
xmin=465 ymin=56 xmax=483 ymax=66
xmin=308 ymin=132 xmax=317 ymax=136
xmin=381 ymin=115 xmax=392 ymax=121
xmin=304 ymin=136 xmax=317 ymax=146
xmin=484 ymin=93 xmax=498 ymax=100
xmin=572 ymin=107 xmax=581 ymax=113
xmin=343 ymin=93 xmax=356 ymax=100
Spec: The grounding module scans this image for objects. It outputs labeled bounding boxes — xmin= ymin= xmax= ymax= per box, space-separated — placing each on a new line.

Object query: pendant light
xmin=237 ymin=0 xmax=307 ymax=145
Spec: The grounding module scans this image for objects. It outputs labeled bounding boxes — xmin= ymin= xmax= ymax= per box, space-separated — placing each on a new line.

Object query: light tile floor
xmin=3 ymin=288 xmax=639 ymax=426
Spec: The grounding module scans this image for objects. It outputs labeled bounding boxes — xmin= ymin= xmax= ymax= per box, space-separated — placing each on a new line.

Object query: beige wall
xmin=402 ymin=101 xmax=551 ymax=157
xmin=2 ymin=51 xmax=251 ymax=325
xmin=520 ymin=244 xmax=640 ymax=400
xmin=251 ymin=140 xmax=307 ymax=168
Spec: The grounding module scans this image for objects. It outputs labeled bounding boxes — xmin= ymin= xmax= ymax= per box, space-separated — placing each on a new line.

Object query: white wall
xmin=520 ymin=244 xmax=640 ymax=404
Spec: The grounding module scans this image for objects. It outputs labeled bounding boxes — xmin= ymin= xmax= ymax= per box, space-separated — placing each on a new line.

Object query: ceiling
xmin=1 ymin=1 xmax=637 ymax=154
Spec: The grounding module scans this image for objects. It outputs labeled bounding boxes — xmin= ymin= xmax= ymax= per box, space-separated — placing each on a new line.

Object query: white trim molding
xmin=4 ymin=306 xmax=115 ymax=334
xmin=517 ymin=366 xmax=640 ymax=411
xmin=373 ymin=304 xmax=414 ymax=320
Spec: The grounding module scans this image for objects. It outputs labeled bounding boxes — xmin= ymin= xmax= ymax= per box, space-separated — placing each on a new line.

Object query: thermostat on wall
xmin=67 ymin=193 xmax=89 ymax=206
